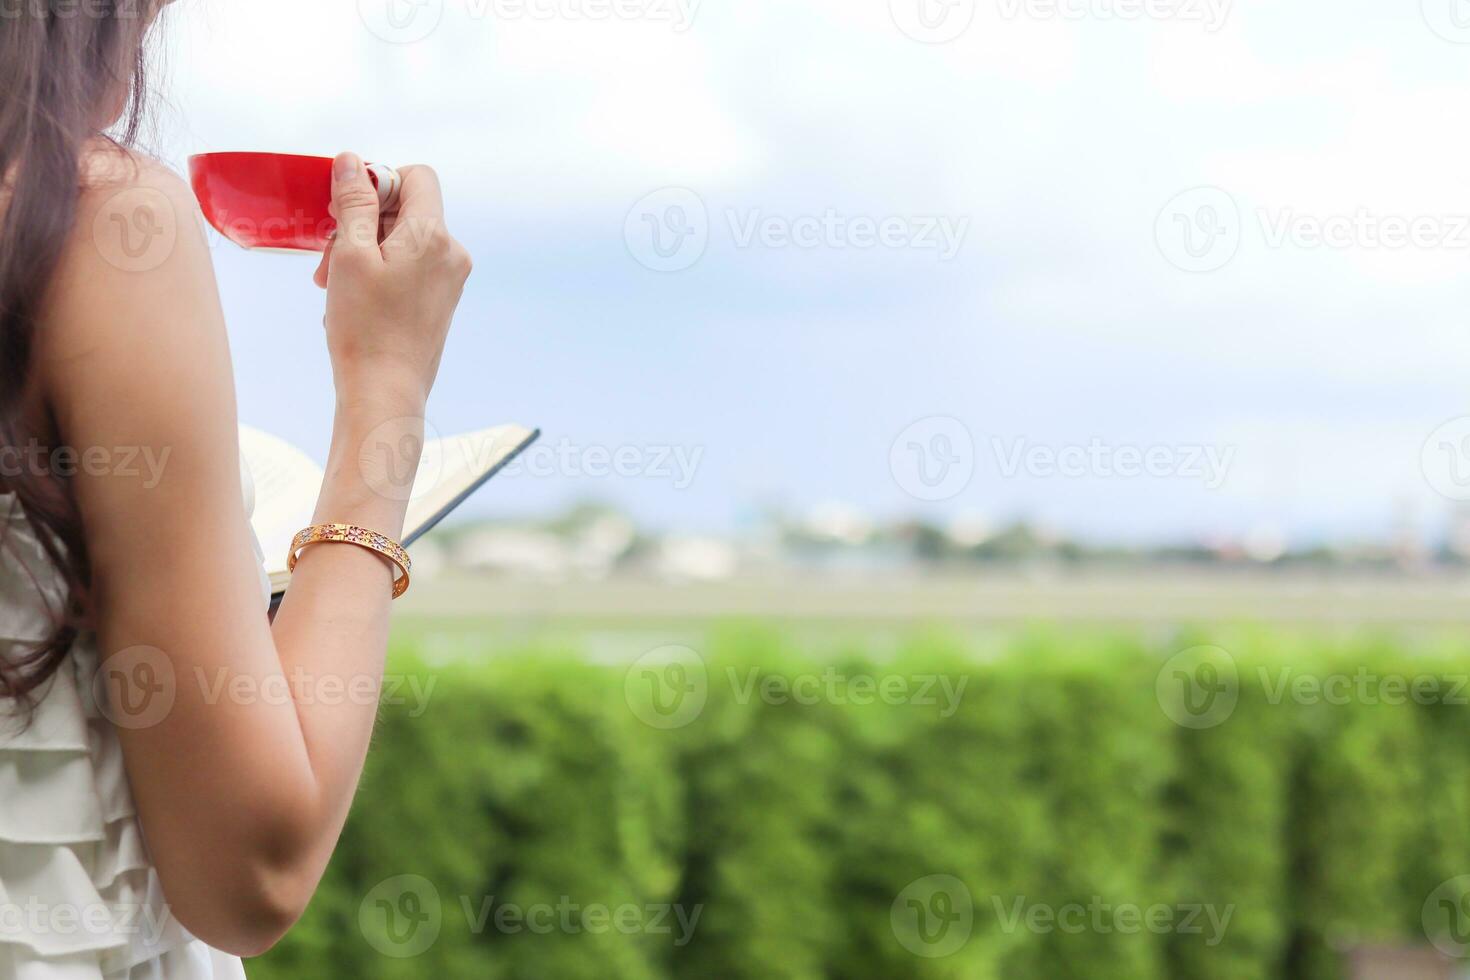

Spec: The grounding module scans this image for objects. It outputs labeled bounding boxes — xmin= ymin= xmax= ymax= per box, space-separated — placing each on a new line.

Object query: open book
xmin=240 ymin=423 xmax=539 ymax=597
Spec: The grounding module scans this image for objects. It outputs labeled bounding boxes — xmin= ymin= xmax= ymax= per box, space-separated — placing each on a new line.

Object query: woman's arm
xmin=35 ymin=149 xmax=470 ymax=956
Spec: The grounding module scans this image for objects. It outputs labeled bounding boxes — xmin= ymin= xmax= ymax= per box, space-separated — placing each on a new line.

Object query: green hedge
xmin=246 ymin=625 xmax=1470 ymax=980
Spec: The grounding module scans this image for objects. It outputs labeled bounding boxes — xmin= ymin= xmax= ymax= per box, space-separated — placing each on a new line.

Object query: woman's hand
xmin=315 ymin=152 xmax=472 ymax=409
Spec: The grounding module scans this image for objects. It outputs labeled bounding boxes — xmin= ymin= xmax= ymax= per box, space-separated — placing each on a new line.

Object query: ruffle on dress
xmin=0 ymin=451 xmax=269 ymax=978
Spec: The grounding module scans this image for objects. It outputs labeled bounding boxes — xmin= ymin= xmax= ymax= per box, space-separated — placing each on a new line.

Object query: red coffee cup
xmin=188 ymin=152 xmax=402 ymax=252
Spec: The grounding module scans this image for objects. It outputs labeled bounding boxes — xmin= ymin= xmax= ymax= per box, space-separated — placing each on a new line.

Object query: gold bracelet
xmin=288 ymin=523 xmax=412 ymax=599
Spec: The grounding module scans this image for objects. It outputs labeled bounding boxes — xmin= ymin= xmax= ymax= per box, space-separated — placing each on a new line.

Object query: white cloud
xmin=154 ymin=0 xmax=1470 ymax=537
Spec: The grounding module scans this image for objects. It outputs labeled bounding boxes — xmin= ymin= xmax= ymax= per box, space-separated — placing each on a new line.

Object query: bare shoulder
xmin=79 ymin=140 xmax=190 ymax=194
xmin=69 ymin=143 xmax=206 ymax=265
xmin=37 ymin=141 xmax=233 ymax=431
xmin=68 ymin=141 xmax=203 ymax=258
xmin=38 ymin=142 xmax=224 ymax=369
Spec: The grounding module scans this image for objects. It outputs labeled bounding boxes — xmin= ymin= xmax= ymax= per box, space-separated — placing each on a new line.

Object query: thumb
xmin=330 ymin=152 xmax=382 ymax=256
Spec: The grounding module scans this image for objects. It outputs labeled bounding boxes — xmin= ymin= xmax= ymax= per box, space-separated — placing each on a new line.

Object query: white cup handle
xmin=366 ymin=163 xmax=402 ymax=211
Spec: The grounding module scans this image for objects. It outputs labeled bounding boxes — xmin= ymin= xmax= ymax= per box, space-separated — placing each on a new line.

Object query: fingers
xmin=383 ymin=165 xmax=447 ymax=258
xmin=328 ymin=152 xmax=383 ymax=262
xmin=393 ymin=165 xmax=444 ymax=221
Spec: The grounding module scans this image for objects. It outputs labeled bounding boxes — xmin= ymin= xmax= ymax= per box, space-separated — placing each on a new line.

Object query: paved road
xmin=397 ymin=568 xmax=1470 ymax=625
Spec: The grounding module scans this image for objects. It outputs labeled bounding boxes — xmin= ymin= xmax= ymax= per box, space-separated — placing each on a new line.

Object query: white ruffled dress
xmin=0 ymin=458 xmax=272 ymax=978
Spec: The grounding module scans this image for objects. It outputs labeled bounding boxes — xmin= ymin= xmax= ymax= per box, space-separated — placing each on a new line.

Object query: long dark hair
xmin=0 ymin=0 xmax=164 ymax=704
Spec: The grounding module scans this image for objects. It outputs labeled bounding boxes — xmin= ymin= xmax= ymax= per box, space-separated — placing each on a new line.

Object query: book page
xmin=403 ymin=425 xmax=536 ymax=544
xmin=239 ymin=425 xmax=323 ymax=580
xmin=242 ymin=422 xmax=537 ymax=594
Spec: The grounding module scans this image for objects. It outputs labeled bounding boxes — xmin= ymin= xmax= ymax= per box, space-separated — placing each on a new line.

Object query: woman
xmin=0 ymin=2 xmax=471 ymax=976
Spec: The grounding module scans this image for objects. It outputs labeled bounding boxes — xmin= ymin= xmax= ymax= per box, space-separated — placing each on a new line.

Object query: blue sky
xmin=152 ymin=0 xmax=1470 ymax=545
